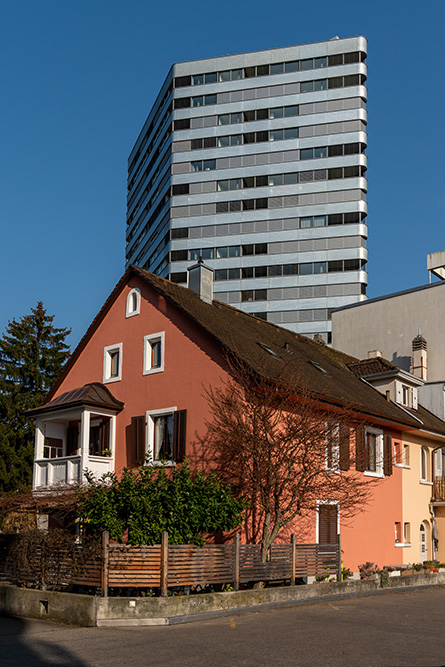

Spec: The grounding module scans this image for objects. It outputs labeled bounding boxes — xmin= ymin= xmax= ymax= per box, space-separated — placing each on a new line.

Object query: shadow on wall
xmin=391 ymin=354 xmax=412 ymax=373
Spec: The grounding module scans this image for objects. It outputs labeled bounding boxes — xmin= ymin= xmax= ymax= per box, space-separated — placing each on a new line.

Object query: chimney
xmin=187 ymin=258 xmax=214 ymax=304
xmin=367 ymin=350 xmax=382 ymax=359
xmin=411 ymin=329 xmax=428 ymax=381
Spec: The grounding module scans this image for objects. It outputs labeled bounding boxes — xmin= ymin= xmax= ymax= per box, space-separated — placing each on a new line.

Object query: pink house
xmin=28 ymin=264 xmax=445 ymax=570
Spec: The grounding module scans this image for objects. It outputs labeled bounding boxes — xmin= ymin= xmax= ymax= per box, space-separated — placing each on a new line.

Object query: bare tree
xmin=203 ymin=356 xmax=376 ymax=562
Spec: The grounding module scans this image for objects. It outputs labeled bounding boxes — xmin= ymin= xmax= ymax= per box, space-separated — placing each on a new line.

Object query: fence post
xmin=291 ymin=534 xmax=296 ymax=586
xmin=234 ymin=533 xmax=240 ymax=591
xmin=160 ymin=531 xmax=168 ymax=597
xmin=337 ymin=533 xmax=342 ymax=582
xmin=101 ymin=530 xmax=109 ymax=598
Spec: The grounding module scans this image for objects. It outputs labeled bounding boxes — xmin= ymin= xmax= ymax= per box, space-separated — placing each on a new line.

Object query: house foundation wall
xmin=1 ymin=573 xmax=444 ymax=627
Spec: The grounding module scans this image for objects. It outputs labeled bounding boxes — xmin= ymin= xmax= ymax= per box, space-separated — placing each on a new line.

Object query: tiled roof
xmin=130 ymin=267 xmax=422 ymax=428
xmin=26 ymin=382 xmax=124 ymax=417
xmin=41 ymin=265 xmax=445 ymax=436
xmin=348 ymin=357 xmax=399 ymax=378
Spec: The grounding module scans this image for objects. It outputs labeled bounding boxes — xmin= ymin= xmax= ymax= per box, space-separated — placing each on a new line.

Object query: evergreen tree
xmin=0 ymin=303 xmax=71 ymax=491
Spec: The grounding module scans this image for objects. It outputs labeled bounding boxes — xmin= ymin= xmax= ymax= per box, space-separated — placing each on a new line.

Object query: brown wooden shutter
xmin=173 ymin=410 xmax=187 ymax=463
xmin=66 ymin=425 xmax=78 ymax=456
xmin=318 ymin=504 xmax=338 ymax=544
xmin=100 ymin=420 xmax=110 ymax=454
xmin=339 ymin=424 xmax=350 ymax=471
xmin=355 ymin=426 xmax=366 ymax=471
xmin=131 ymin=416 xmax=145 ymax=465
xmin=383 ymin=434 xmax=393 ymax=476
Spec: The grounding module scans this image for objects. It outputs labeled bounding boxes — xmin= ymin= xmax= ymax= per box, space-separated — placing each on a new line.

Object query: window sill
xmin=394 ymin=463 xmax=411 ymax=469
xmin=395 ymin=542 xmax=411 ymax=548
xmin=143 ymin=367 xmax=164 ymax=376
xmin=364 ymin=471 xmax=384 ymax=478
xmin=420 ymin=480 xmax=433 ymax=486
xmin=103 ymin=376 xmax=121 ymax=384
xmin=145 ymin=460 xmax=176 ymax=467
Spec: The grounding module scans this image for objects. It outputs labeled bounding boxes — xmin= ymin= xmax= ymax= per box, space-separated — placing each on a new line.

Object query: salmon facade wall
xmin=340 ymin=437 xmax=403 ymax=571
xmin=52 ymin=276 xmax=229 ymax=473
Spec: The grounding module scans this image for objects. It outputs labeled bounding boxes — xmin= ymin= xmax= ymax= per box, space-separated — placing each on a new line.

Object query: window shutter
xmin=355 ymin=426 xmax=366 ymax=471
xmin=395 ymin=381 xmax=403 ymax=404
xmin=66 ymin=425 xmax=78 ymax=456
xmin=100 ymin=420 xmax=110 ymax=453
xmin=173 ymin=410 xmax=187 ymax=463
xmin=318 ymin=504 xmax=338 ymax=544
xmin=131 ymin=416 xmax=145 ymax=465
xmin=339 ymin=424 xmax=350 ymax=471
xmin=383 ymin=434 xmax=393 ymax=476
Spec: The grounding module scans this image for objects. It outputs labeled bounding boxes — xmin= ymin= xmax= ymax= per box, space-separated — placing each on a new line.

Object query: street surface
xmin=1 ymin=586 xmax=445 ymax=666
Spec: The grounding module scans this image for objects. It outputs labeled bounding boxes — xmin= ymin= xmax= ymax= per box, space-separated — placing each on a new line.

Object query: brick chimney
xmin=187 ymin=258 xmax=214 ymax=304
xmin=411 ymin=329 xmax=428 ymax=381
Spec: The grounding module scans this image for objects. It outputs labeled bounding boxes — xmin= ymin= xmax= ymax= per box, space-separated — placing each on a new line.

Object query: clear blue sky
xmin=1 ymin=0 xmax=444 ymax=350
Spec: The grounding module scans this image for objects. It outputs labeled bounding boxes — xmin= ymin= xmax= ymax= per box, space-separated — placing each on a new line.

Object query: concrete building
xmin=332 ymin=280 xmax=445 ymax=382
xmin=125 ymin=37 xmax=369 ymax=342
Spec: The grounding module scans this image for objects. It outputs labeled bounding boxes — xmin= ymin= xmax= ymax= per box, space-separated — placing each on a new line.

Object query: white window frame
xmin=126 ymin=288 xmax=141 ymax=318
xmin=146 ymin=406 xmax=176 ymax=463
xmin=103 ymin=343 xmax=123 ymax=384
xmin=364 ymin=427 xmax=384 ymax=478
xmin=316 ymin=500 xmax=340 ymax=544
xmin=420 ymin=446 xmax=431 ymax=483
xmin=143 ymin=332 xmax=165 ymax=375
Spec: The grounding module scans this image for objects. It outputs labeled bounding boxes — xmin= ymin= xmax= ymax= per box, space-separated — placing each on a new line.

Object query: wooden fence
xmin=97 ymin=532 xmax=341 ymax=596
xmin=1 ymin=532 xmax=341 ymax=596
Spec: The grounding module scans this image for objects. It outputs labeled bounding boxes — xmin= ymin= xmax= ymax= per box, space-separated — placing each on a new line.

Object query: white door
xmin=420 ymin=523 xmax=427 ymax=563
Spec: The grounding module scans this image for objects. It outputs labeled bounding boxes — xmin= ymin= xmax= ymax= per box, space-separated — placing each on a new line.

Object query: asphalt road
xmin=1 ymin=587 xmax=445 ymax=666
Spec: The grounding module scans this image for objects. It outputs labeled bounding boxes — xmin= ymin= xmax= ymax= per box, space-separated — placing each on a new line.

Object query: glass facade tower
xmin=125 ymin=36 xmax=368 ymax=342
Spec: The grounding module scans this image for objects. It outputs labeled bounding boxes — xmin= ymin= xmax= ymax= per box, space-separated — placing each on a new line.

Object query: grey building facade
xmin=125 ymin=37 xmax=368 ymax=341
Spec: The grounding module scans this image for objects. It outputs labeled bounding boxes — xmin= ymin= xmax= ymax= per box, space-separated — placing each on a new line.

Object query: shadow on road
xmin=0 ymin=614 xmax=88 ymax=666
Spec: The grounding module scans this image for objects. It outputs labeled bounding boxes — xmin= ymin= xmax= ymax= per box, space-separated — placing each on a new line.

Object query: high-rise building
xmin=125 ymin=36 xmax=368 ymax=341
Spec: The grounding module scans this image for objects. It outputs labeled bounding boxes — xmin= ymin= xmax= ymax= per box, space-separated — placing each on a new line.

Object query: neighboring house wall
xmin=332 ymin=282 xmax=445 ymax=381
xmin=399 ymin=434 xmax=436 ymax=564
xmin=340 ymin=427 xmax=403 ymax=571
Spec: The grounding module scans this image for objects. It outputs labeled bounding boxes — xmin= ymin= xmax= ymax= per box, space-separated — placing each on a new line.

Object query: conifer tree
xmin=0 ymin=303 xmax=71 ymax=491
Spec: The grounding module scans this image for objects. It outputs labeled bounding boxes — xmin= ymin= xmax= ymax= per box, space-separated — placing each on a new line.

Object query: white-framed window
xmin=325 ymin=422 xmax=340 ymax=472
xmin=317 ymin=501 xmax=339 ymax=545
xmin=365 ymin=428 xmax=383 ymax=477
xmin=143 ymin=332 xmax=165 ymax=375
xmin=126 ymin=288 xmax=141 ymax=318
xmin=420 ymin=446 xmax=429 ymax=482
xmin=146 ymin=407 xmax=176 ymax=462
xmin=403 ymin=444 xmax=410 ymax=467
xmin=103 ymin=343 xmax=123 ymax=383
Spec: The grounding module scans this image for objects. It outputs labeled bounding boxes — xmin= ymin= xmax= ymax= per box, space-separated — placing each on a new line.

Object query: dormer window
xmin=402 ymin=385 xmax=412 ymax=407
xmin=395 ymin=381 xmax=418 ymax=409
xmin=126 ymin=288 xmax=141 ymax=318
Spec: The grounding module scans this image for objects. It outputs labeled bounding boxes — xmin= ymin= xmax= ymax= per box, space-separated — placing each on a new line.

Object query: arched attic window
xmin=126 ymin=288 xmax=141 ymax=318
